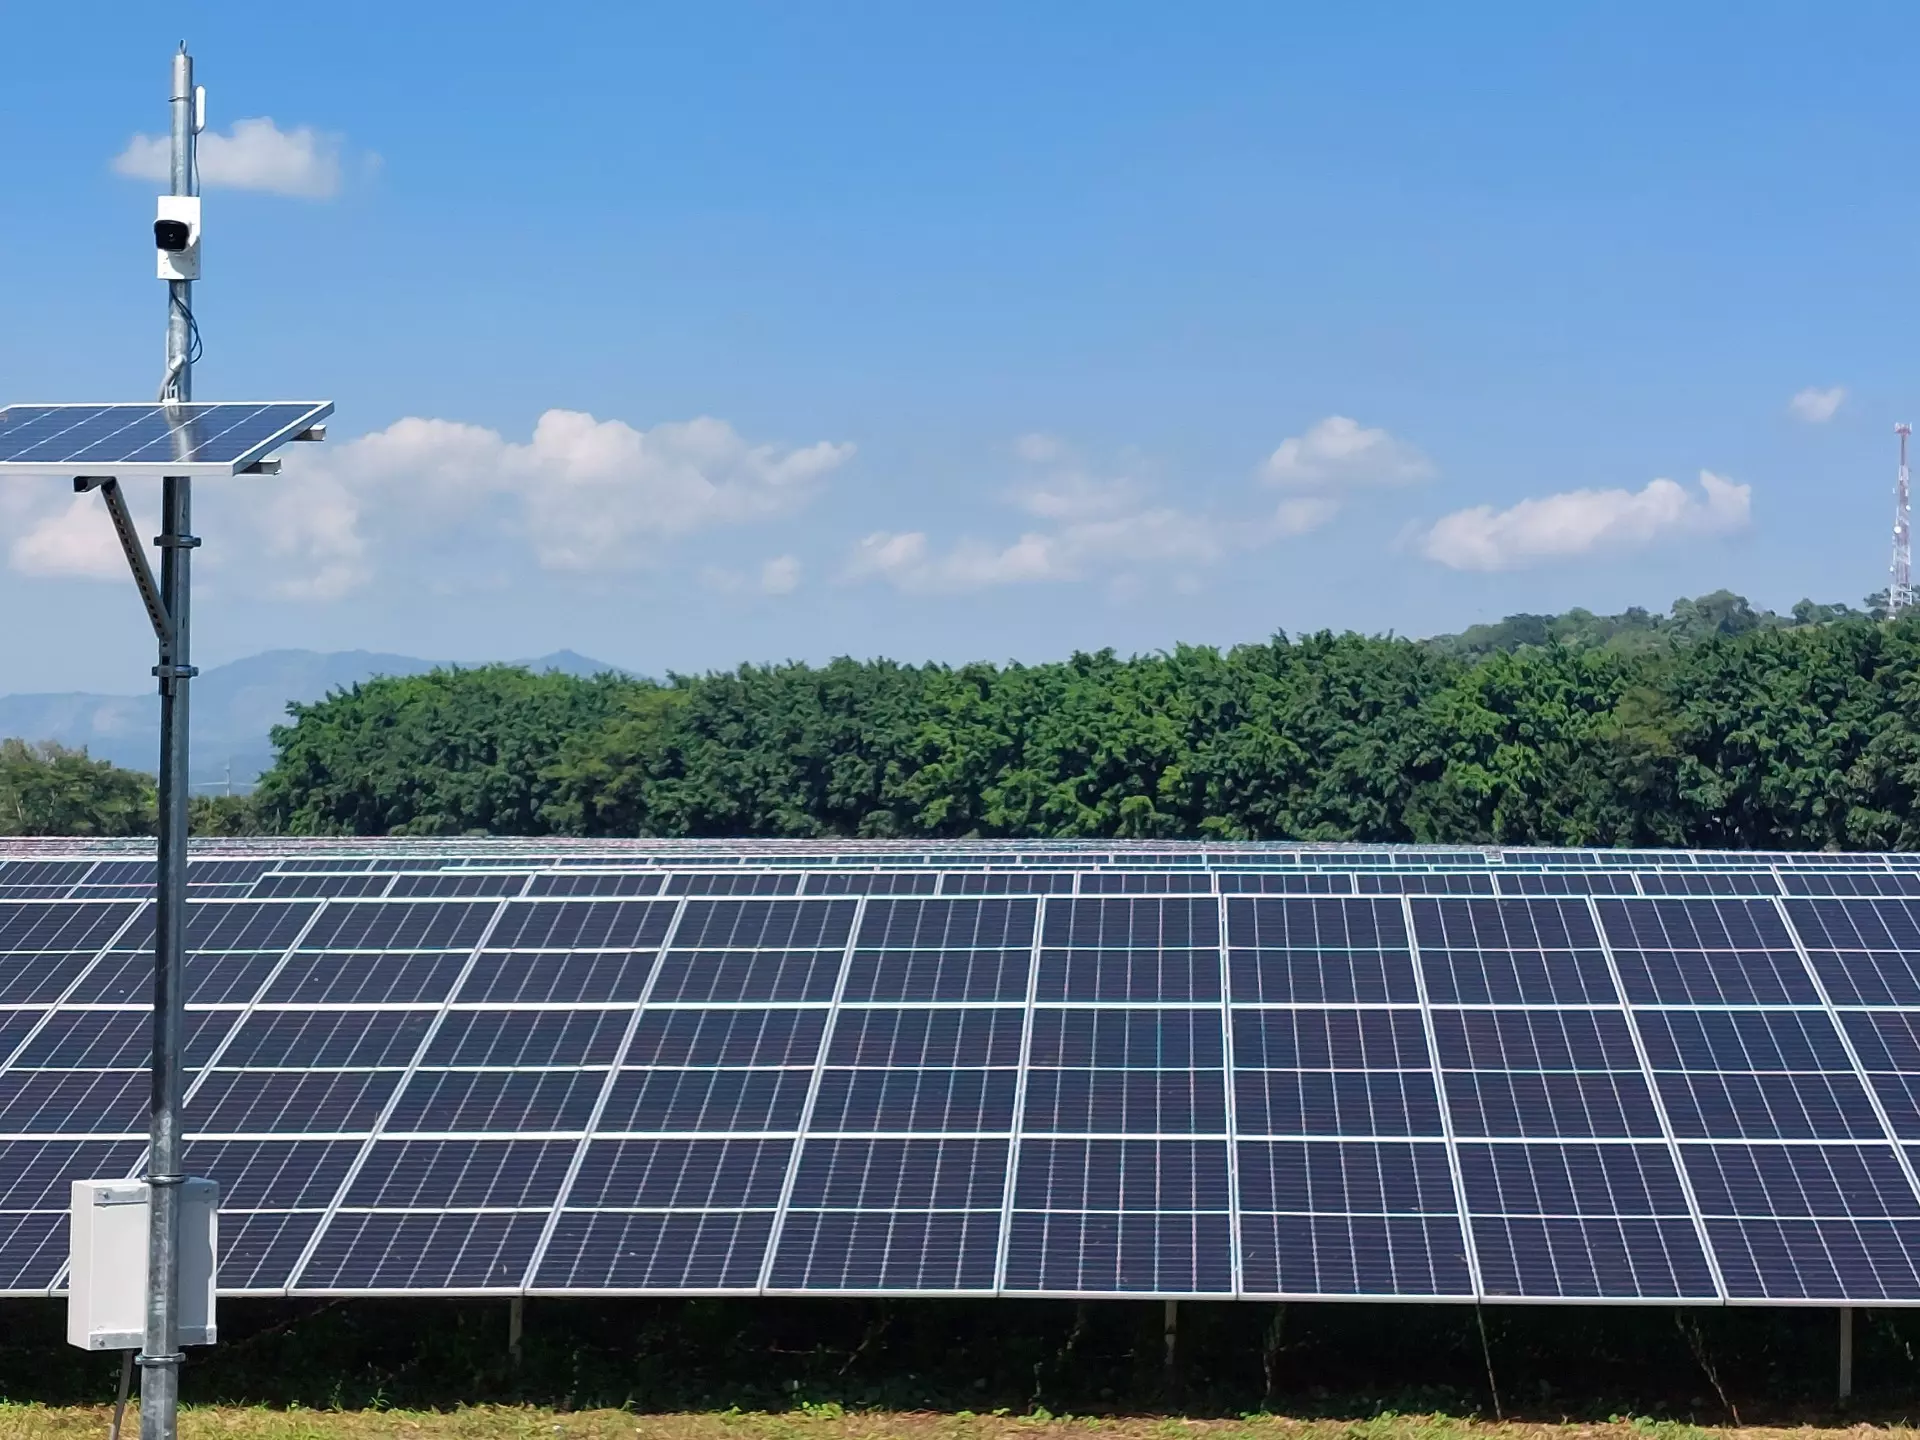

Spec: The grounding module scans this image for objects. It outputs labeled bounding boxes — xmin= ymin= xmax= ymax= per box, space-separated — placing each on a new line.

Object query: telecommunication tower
xmin=1896 ymin=423 xmax=1914 ymax=617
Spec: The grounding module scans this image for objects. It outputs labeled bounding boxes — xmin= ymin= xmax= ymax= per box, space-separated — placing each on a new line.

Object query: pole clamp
xmin=152 ymin=534 xmax=202 ymax=549
xmin=152 ymin=665 xmax=198 ymax=680
xmin=134 ymin=1352 xmax=185 ymax=1368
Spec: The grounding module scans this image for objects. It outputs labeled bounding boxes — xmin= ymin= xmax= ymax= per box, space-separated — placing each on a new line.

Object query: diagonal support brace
xmin=76 ymin=477 xmax=173 ymax=648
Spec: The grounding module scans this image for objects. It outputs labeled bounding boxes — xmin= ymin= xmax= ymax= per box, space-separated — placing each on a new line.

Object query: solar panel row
xmin=3 ymin=879 xmax=1920 ymax=1302
xmin=10 ymin=841 xmax=1920 ymax=873
xmin=8 ymin=851 xmax=1920 ymax=907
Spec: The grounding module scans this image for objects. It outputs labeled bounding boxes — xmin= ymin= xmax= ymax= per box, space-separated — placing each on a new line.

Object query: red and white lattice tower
xmin=1896 ymin=423 xmax=1915 ymax=617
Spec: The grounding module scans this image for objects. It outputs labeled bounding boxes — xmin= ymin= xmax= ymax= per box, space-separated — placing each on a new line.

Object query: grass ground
xmin=0 ymin=1414 xmax=1914 ymax=1440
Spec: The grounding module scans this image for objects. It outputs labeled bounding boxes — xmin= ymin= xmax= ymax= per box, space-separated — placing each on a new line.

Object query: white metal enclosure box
xmin=66 ymin=1179 xmax=217 ymax=1351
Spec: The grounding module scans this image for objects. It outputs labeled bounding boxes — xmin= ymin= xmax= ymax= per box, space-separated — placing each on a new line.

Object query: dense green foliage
xmin=0 ymin=739 xmax=153 ymax=836
xmin=253 ymin=666 xmax=634 ymax=836
xmin=1423 ymin=587 xmax=1876 ymax=659
xmin=0 ymin=740 xmax=273 ymax=837
xmin=237 ymin=594 xmax=1920 ymax=849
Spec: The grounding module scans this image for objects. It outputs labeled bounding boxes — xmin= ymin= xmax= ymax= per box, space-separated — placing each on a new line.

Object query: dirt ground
xmin=0 ymin=1412 xmax=1914 ymax=1440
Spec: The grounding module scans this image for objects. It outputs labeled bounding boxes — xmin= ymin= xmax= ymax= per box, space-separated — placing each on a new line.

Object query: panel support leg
xmin=1261 ymin=1304 xmax=1285 ymax=1405
xmin=1839 ymin=1307 xmax=1854 ymax=1404
xmin=1163 ymin=1299 xmax=1177 ymax=1384
xmin=508 ymin=1297 xmax=523 ymax=1370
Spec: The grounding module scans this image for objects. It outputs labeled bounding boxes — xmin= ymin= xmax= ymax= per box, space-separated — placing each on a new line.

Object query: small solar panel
xmin=0 ymin=401 xmax=331 ymax=478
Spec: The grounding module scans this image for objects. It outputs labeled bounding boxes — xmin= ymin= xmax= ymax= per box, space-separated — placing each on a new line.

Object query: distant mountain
xmin=0 ymin=648 xmax=628 ymax=790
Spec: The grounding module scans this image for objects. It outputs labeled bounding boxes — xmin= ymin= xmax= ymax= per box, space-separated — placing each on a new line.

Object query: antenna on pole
xmin=1894 ymin=423 xmax=1913 ymax=618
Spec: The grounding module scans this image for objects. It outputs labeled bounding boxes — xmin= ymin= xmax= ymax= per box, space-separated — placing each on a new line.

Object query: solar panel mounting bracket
xmin=74 ymin=476 xmax=172 ymax=647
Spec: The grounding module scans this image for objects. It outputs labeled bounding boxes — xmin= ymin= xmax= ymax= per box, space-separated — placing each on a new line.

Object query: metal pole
xmin=1839 ymin=1307 xmax=1854 ymax=1403
xmin=140 ymin=43 xmax=196 ymax=1440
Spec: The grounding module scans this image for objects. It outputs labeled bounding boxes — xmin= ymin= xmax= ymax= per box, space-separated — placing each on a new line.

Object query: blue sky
xmin=0 ymin=2 xmax=1910 ymax=690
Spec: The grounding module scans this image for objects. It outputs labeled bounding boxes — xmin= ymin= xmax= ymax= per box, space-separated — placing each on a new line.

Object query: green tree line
xmin=14 ymin=591 xmax=1920 ymax=848
xmin=236 ymin=592 xmax=1920 ymax=849
xmin=0 ymin=739 xmax=259 ymax=838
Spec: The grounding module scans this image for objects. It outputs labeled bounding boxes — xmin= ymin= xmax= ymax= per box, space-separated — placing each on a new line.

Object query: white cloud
xmin=1264 ymin=415 xmax=1434 ymax=489
xmin=2 ymin=412 xmax=851 ymax=602
xmin=267 ymin=409 xmax=852 ymax=590
xmin=846 ymin=433 xmax=1233 ymax=593
xmin=760 ymin=555 xmax=802 ymax=594
xmin=1788 ymin=386 xmax=1846 ymax=423
xmin=1420 ymin=471 xmax=1751 ymax=572
xmin=1013 ymin=470 xmax=1149 ymax=523
xmin=1273 ymin=496 xmax=1341 ymax=537
xmin=248 ymin=471 xmax=369 ymax=601
xmin=846 ymin=504 xmax=1230 ymax=595
xmin=1014 ymin=432 xmax=1069 ymax=464
xmin=846 ymin=427 xmax=1387 ymax=595
xmin=114 ymin=117 xmax=356 ymax=199
xmin=846 ymin=530 xmax=1060 ymax=592
xmin=9 ymin=493 xmax=139 ymax=581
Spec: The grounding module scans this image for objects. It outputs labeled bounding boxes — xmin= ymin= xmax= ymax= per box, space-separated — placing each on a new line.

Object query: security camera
xmin=155 ymin=196 xmax=201 ymax=280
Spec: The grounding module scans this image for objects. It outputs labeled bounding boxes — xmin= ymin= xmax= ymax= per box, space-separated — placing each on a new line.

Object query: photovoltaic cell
xmin=1597 ymin=898 xmax=1817 ymax=1005
xmin=1004 ymin=1140 xmax=1233 ymax=1293
xmin=568 ymin=1138 xmax=791 ymax=1208
xmin=1413 ymin=898 xmax=1617 ymax=1005
xmin=188 ymin=1070 xmax=400 ymax=1134
xmin=301 ymin=901 xmax=496 ymax=952
xmin=1227 ymin=898 xmax=1415 ymax=1003
xmin=219 ymin=1212 xmax=324 ymax=1291
xmin=461 ymin=949 xmax=658 ymax=1004
xmin=183 ymin=1139 xmax=359 ymax=1209
xmin=299 ymin=1211 xmax=546 ymax=1291
xmin=1458 ymin=1142 xmax=1716 ymax=1298
xmin=263 ymin=951 xmax=470 ymax=1005
xmin=0 ymin=1212 xmax=69 ymax=1291
xmin=598 ymin=1068 xmax=810 ymax=1133
xmin=8 ymin=844 xmax=1920 ymax=1302
xmin=1636 ymin=1010 xmax=1880 ymax=1140
xmin=343 ymin=1139 xmax=575 ymax=1208
xmin=533 ymin=1210 xmax=773 ymax=1290
xmin=1233 ymin=1008 xmax=1440 ymax=1139
xmin=0 ymin=401 xmax=331 ymax=476
xmin=384 ymin=1069 xmax=605 ymax=1133
xmin=1237 ymin=1139 xmax=1470 ymax=1297
xmin=1787 ymin=898 xmax=1920 ymax=1005
xmin=423 ymin=1009 xmax=629 ymax=1067
xmin=628 ymin=1009 xmax=826 ymax=1068
xmin=1684 ymin=1143 xmax=1920 ymax=1299
xmin=0 ymin=1139 xmax=143 ymax=1208
xmin=1843 ymin=1013 xmax=1920 ymax=1137
xmin=1037 ymin=897 xmax=1220 ymax=1001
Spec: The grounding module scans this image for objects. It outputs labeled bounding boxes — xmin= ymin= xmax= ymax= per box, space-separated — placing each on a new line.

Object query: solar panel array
xmin=4 ymin=838 xmax=1920 ymax=1304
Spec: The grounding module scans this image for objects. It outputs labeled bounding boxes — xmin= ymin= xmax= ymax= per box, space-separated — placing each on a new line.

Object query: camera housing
xmin=154 ymin=196 xmax=201 ymax=281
